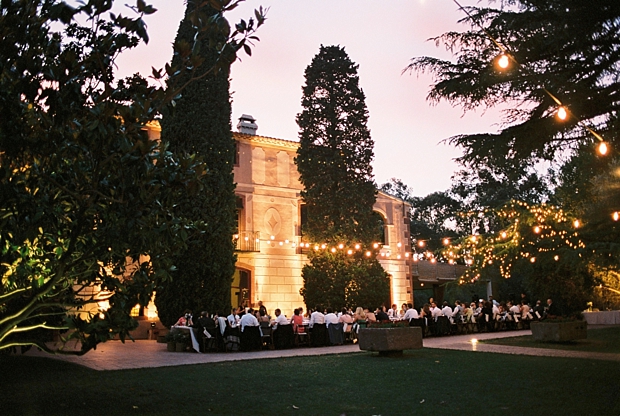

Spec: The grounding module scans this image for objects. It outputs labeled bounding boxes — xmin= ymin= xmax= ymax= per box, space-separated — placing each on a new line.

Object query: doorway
xmin=231 ymin=268 xmax=251 ymax=309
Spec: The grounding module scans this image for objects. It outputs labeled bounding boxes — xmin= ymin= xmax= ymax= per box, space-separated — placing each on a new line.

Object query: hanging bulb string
xmin=450 ymin=0 xmax=609 ymax=150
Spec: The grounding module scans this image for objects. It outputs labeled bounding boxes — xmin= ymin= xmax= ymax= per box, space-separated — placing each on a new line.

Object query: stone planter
xmin=358 ymin=327 xmax=423 ymax=356
xmin=530 ymin=320 xmax=587 ymax=342
xmin=167 ymin=342 xmax=175 ymax=352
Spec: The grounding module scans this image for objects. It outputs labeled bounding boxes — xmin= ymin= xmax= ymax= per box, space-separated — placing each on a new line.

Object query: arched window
xmin=371 ymin=211 xmax=387 ymax=246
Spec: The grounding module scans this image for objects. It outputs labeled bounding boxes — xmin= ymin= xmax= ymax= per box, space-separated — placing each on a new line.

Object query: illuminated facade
xmin=146 ymin=118 xmax=413 ymax=317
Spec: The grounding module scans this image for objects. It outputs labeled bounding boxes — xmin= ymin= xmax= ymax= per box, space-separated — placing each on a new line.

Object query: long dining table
xmin=582 ymin=310 xmax=620 ymax=325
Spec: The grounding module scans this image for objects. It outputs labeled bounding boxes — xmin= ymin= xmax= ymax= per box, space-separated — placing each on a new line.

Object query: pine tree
xmin=155 ymin=1 xmax=237 ymax=325
xmin=295 ymin=45 xmax=388 ymax=310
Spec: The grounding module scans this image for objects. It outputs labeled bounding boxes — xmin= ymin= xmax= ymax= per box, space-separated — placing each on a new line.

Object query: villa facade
xmin=144 ymin=116 xmax=413 ymax=318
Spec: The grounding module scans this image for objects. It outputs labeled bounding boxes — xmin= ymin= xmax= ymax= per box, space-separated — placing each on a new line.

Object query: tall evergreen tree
xmin=155 ymin=1 xmax=237 ymax=325
xmin=296 ymin=45 xmax=388 ymax=310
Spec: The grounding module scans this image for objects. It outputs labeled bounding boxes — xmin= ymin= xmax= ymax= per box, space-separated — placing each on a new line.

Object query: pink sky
xmin=115 ymin=0 xmax=505 ymax=197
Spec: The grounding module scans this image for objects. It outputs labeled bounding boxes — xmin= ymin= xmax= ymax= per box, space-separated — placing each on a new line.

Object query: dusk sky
xmin=115 ymin=0 xmax=506 ymax=197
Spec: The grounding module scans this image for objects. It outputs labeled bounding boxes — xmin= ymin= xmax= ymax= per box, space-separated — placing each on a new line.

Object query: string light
xmin=452 ymin=0 xmax=611 ymax=157
xmin=556 ymin=106 xmax=568 ymax=121
xmin=613 ymin=212 xmax=619 ymax=221
xmin=496 ymin=53 xmax=510 ymax=69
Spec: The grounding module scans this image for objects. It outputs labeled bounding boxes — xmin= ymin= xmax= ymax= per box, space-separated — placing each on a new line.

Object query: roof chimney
xmin=237 ymin=114 xmax=258 ymax=135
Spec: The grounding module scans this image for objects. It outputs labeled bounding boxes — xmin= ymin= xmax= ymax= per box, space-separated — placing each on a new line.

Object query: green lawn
xmin=1 ymin=348 xmax=619 ymax=416
xmin=481 ymin=326 xmax=620 ymax=354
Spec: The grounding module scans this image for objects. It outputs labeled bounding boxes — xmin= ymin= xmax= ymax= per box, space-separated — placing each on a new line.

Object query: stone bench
xmin=358 ymin=326 xmax=423 ymax=356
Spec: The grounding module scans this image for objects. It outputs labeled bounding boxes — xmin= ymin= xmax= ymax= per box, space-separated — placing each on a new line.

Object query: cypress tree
xmin=155 ymin=1 xmax=237 ymax=325
xmin=295 ymin=45 xmax=389 ymax=310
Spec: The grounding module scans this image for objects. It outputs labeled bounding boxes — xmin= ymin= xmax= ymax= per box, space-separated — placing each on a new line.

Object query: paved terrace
xmin=22 ymin=326 xmax=620 ymax=371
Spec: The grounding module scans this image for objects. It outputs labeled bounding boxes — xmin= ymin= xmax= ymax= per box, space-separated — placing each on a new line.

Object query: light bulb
xmin=598 ymin=142 xmax=608 ymax=155
xmin=556 ymin=106 xmax=568 ymax=121
xmin=497 ymin=54 xmax=510 ymax=69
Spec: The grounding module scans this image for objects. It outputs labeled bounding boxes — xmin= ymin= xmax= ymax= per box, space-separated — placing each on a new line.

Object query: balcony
xmin=234 ymin=231 xmax=261 ymax=252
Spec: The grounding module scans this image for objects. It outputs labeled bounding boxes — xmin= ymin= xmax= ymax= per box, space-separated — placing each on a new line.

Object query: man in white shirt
xmin=387 ymin=304 xmax=399 ymax=319
xmin=239 ymin=308 xmax=259 ymax=332
xmin=441 ymin=301 xmax=453 ymax=319
xmin=227 ymin=307 xmax=240 ymax=328
xmin=431 ymin=302 xmax=443 ymax=319
xmin=451 ymin=300 xmax=462 ymax=322
xmin=308 ymin=305 xmax=325 ymax=328
xmin=508 ymin=301 xmax=521 ymax=315
xmin=271 ymin=308 xmax=289 ymax=329
xmin=324 ymin=307 xmax=339 ymax=327
xmin=403 ymin=303 xmax=419 ymax=321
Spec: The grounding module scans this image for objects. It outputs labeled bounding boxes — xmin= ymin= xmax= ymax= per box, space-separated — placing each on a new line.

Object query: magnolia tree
xmin=0 ymin=0 xmax=264 ymax=354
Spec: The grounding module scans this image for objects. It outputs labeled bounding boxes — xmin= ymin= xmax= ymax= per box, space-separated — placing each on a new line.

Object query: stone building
xmin=145 ymin=115 xmax=413 ymax=318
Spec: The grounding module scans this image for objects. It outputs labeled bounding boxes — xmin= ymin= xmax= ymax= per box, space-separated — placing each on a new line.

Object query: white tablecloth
xmin=171 ymin=326 xmax=201 ymax=352
xmin=582 ymin=310 xmax=620 ymax=325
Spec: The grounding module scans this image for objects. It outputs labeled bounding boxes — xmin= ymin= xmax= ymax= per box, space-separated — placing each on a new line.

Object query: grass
xmin=1 ymin=348 xmax=619 ymax=416
xmin=481 ymin=326 xmax=620 ymax=354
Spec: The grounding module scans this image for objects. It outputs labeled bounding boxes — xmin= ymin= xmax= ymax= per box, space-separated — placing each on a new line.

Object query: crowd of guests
xmin=171 ymin=295 xmax=558 ymax=352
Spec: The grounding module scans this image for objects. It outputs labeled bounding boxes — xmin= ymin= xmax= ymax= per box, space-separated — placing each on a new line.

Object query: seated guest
xmin=462 ymin=302 xmax=473 ymax=322
xmin=291 ymin=308 xmax=305 ymax=333
xmin=430 ymin=302 xmax=443 ymax=319
xmin=452 ymin=301 xmax=462 ymax=321
xmin=441 ymin=301 xmax=453 ymax=320
xmin=533 ymin=300 xmax=545 ymax=319
xmin=403 ymin=303 xmax=419 ymax=321
xmin=364 ymin=307 xmax=377 ymax=323
xmin=420 ymin=303 xmax=431 ymax=320
xmin=324 ymin=307 xmax=339 ymax=326
xmin=521 ymin=300 xmax=532 ymax=319
xmin=308 ymin=305 xmax=325 ymax=328
xmin=353 ymin=307 xmax=366 ymax=323
xmin=271 ymin=308 xmax=289 ymax=329
xmin=546 ymin=298 xmax=560 ymax=318
xmin=257 ymin=308 xmax=270 ymax=323
xmin=197 ymin=311 xmax=216 ymax=336
xmin=338 ymin=308 xmax=354 ymax=331
xmin=174 ymin=309 xmax=193 ymax=327
xmin=239 ymin=308 xmax=260 ymax=332
xmin=227 ymin=307 xmax=240 ymax=327
xmin=508 ymin=301 xmax=521 ymax=315
xmin=375 ymin=306 xmax=390 ymax=322
xmin=387 ymin=303 xmax=399 ymax=319
xmin=338 ymin=308 xmax=353 ymax=324
xmin=216 ymin=311 xmax=228 ymax=336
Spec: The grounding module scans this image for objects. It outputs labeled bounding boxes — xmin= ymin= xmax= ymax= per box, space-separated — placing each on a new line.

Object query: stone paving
xmin=22 ymin=326 xmax=619 ymax=370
